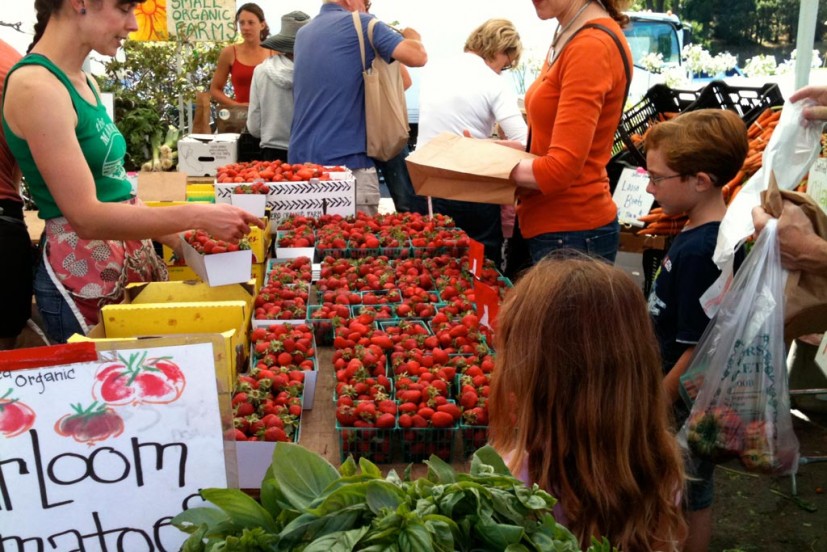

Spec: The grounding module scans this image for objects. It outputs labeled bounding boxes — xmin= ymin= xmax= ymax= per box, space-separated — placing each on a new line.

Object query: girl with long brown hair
xmin=489 ymin=255 xmax=687 ymax=551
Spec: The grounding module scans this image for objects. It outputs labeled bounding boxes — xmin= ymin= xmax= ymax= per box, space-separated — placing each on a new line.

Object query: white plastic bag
xmin=679 ymin=219 xmax=800 ymax=475
xmin=713 ymin=99 xmax=825 ymax=269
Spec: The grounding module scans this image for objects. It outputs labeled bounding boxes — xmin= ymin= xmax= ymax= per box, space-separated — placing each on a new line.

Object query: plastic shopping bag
xmin=679 ymin=219 xmax=800 ymax=475
xmin=713 ymin=99 xmax=825 ymax=269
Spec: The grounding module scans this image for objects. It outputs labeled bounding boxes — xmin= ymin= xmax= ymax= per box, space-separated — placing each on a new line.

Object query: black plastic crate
xmin=684 ymin=81 xmax=784 ymax=126
xmin=611 ymin=84 xmax=685 ymax=161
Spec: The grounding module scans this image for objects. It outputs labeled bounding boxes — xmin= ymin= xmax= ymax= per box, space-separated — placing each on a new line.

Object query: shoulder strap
xmin=577 ymin=23 xmax=643 ymax=166
xmin=577 ymin=23 xmax=631 ymax=105
xmin=367 ymin=18 xmax=380 ymax=56
xmin=352 ymin=11 xmax=367 ymax=72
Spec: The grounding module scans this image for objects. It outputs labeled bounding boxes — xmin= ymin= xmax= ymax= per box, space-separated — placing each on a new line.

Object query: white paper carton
xmin=178 ymin=133 xmax=239 ymax=176
xmin=231 ymin=193 xmax=268 ymax=218
xmin=181 ymin=237 xmax=253 ymax=287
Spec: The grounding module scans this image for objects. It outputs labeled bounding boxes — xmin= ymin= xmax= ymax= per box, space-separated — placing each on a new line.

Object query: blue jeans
xmin=374 ymin=146 xmax=428 ymax=215
xmin=527 ymin=219 xmax=620 ymax=265
xmin=33 ymin=260 xmax=84 ymax=344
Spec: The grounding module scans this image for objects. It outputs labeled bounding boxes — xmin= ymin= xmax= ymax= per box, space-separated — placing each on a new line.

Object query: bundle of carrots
xmin=636 ymin=208 xmax=688 ymax=236
xmin=721 ymin=107 xmax=782 ymax=204
xmin=636 ymin=107 xmax=783 ymax=236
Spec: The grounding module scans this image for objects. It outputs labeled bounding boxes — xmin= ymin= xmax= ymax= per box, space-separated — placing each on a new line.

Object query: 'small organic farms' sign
xmin=0 ymin=343 xmax=227 ymax=550
xmin=169 ymin=0 xmax=237 ymax=42
xmin=130 ymin=0 xmax=236 ymax=42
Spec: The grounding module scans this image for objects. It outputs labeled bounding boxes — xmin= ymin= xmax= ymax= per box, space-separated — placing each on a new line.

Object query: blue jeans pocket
xmin=585 ymin=229 xmax=620 ymax=264
xmin=33 ymin=263 xmax=83 ymax=343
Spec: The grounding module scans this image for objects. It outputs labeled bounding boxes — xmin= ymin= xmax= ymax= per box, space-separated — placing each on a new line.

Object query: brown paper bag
xmin=761 ymin=176 xmax=827 ymax=340
xmin=192 ymin=92 xmax=212 ymax=135
xmin=405 ymin=133 xmax=536 ymax=205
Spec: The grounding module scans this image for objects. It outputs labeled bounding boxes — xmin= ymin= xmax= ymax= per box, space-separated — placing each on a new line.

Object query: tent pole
xmin=795 ymin=0 xmax=819 ymax=90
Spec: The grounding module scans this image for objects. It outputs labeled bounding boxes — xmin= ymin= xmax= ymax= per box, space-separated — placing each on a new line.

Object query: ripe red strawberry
xmin=431 ymin=411 xmax=455 ymax=428
xmin=376 ymin=413 xmax=396 ymax=428
xmin=263 ymin=426 xmax=288 ymax=442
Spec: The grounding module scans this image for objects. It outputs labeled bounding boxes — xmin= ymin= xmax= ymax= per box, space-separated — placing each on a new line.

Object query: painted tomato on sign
xmin=55 ymin=402 xmax=125 ymax=444
xmin=93 ymin=352 xmax=186 ymax=406
xmin=0 ymin=389 xmax=36 ymax=438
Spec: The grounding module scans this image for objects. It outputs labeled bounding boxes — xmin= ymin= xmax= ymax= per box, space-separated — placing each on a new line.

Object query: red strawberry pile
xmin=232 ymin=323 xmax=316 ymax=442
xmin=183 ymin=229 xmax=251 ymax=255
xmin=267 ymin=256 xmax=313 ymax=286
xmin=336 ymin=398 xmax=397 ymax=463
xmin=216 ymin=160 xmax=342 ymax=184
xmin=232 ymin=181 xmax=270 ymax=194
xmin=277 ymin=226 xmax=315 ymax=248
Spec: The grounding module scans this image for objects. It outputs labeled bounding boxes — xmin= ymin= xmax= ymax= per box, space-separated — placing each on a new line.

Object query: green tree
xmin=96 ymin=39 xmax=226 ymax=170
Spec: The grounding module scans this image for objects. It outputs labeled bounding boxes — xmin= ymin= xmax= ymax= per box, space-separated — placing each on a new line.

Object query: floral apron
xmin=41 ymin=199 xmax=168 ymax=332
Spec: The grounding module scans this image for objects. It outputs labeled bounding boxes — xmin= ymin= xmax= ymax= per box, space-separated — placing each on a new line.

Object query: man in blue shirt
xmin=289 ymin=0 xmax=427 ymax=215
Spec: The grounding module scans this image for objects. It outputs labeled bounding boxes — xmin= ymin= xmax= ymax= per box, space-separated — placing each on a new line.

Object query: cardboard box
xmin=178 ymin=134 xmax=239 ymax=177
xmin=69 ymin=301 xmax=250 ymax=389
xmin=214 ymin=176 xmax=356 ymax=230
xmin=136 ymin=171 xmax=188 ymax=202
xmin=251 ymin=262 xmax=265 ymax=291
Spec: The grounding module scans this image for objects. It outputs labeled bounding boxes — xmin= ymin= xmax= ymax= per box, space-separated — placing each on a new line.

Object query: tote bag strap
xmin=367 ymin=18 xmax=380 ymax=57
xmin=352 ymin=11 xmax=367 ymax=72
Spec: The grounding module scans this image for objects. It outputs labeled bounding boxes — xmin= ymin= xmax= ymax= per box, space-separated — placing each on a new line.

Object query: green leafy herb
xmin=171 ymin=444 xmax=616 ymax=551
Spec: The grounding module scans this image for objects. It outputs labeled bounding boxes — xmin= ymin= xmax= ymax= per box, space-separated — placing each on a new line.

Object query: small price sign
xmin=612 ymin=167 xmax=656 ymax=226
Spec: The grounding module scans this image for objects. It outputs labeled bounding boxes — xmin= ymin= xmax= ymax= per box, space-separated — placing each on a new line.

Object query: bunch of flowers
xmin=743 ymin=54 xmax=778 ymax=77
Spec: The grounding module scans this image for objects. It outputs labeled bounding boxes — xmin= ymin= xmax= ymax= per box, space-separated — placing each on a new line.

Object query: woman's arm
xmin=5 ymin=68 xmax=262 ymax=242
xmin=210 ymin=46 xmax=242 ymax=107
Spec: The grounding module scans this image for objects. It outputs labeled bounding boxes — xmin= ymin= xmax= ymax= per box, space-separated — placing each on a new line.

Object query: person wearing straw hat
xmin=247 ymin=11 xmax=311 ymax=163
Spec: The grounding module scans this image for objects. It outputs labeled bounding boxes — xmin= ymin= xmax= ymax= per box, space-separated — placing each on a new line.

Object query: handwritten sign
xmin=807 ymin=157 xmax=827 ymax=215
xmin=612 ymin=167 xmax=656 ymax=226
xmin=167 ymin=0 xmax=237 ymax=42
xmin=0 ymin=342 xmax=228 ymax=549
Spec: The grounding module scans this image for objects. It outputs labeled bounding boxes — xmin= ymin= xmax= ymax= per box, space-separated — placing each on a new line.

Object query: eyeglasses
xmin=501 ymin=54 xmax=516 ymax=71
xmin=648 ymin=173 xmax=683 ymax=185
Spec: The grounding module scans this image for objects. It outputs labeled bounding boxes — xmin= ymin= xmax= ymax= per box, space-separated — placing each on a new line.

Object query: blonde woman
xmin=417 ymin=19 xmax=527 ymax=266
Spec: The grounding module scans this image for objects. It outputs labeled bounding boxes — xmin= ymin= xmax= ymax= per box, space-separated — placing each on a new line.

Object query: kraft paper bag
xmin=761 ymin=176 xmax=827 ymax=341
xmin=192 ymin=92 xmax=212 ymax=135
xmin=405 ymin=133 xmax=536 ymax=205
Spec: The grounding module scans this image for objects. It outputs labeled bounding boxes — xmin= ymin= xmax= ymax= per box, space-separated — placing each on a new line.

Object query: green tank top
xmin=1 ymin=54 xmax=132 ymax=220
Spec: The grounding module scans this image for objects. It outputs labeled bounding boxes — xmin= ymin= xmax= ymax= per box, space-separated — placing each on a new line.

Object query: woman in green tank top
xmin=2 ymin=0 xmax=263 ymax=343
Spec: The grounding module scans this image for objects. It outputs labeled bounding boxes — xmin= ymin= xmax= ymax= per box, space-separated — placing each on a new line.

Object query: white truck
xmin=622 ymin=11 xmax=689 ymax=103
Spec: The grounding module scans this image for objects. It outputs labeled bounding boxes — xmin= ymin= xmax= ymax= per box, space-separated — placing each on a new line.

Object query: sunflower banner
xmin=131 ymin=0 xmax=237 ymax=42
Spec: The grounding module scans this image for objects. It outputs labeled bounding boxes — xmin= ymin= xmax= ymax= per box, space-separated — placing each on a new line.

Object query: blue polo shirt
xmin=289 ymin=4 xmax=404 ymax=169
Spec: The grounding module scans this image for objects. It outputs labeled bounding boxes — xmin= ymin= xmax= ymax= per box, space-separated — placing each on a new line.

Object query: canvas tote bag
xmin=352 ymin=12 xmax=409 ymax=162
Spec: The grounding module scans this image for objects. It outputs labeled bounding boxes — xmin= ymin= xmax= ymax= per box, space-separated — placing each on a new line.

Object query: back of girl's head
xmin=644 ymin=109 xmax=748 ymax=186
xmin=489 ymin=254 xmax=686 ymax=551
xmin=30 ymin=0 xmax=145 ymax=52
xmin=464 ymin=19 xmax=522 ymax=67
xmin=236 ymin=2 xmax=269 ymax=41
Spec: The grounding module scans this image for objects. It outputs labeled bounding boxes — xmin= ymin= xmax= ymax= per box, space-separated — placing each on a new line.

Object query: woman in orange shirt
xmin=210 ymin=3 xmax=273 ymax=107
xmin=508 ymin=0 xmax=632 ymax=264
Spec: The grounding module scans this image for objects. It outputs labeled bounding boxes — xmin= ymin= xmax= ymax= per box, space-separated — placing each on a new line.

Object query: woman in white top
xmin=417 ymin=19 xmax=526 ymax=265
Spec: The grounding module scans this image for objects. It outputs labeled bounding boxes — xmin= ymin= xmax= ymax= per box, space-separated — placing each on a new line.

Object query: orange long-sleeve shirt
xmin=517 ymin=18 xmax=630 ymax=238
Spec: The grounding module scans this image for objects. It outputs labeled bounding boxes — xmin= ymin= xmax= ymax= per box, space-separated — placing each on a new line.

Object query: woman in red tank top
xmin=210 ymin=3 xmax=274 ymax=106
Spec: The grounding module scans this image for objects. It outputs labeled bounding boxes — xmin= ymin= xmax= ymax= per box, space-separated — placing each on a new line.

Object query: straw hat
xmin=260 ymin=11 xmax=310 ymax=53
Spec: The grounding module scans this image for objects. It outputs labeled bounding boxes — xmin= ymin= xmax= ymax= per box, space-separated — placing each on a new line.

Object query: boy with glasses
xmin=644 ymin=108 xmax=749 ymax=552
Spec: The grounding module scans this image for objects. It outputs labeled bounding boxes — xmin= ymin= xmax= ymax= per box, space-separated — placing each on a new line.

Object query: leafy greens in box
xmin=172 ymin=443 xmax=615 ymax=551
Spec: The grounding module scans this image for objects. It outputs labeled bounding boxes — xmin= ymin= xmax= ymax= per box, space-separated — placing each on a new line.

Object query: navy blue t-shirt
xmin=648 ymin=222 xmax=723 ymax=375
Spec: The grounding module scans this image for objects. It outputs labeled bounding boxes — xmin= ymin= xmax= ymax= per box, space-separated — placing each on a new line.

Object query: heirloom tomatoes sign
xmin=0 ymin=342 xmax=227 ymax=550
